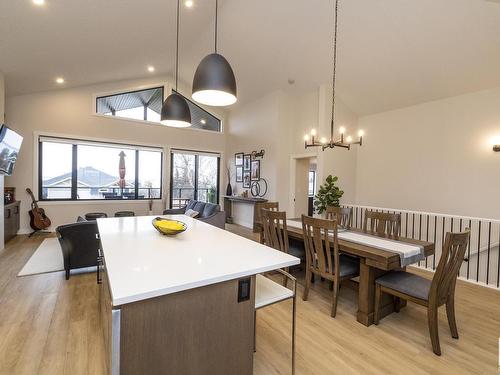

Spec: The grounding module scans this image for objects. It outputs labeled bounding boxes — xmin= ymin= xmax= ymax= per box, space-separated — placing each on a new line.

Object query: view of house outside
xmin=40 ymin=140 xmax=162 ymax=200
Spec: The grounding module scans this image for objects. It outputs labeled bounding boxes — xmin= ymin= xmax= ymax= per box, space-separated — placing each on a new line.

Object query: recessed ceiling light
xmin=33 ymin=0 xmax=45 ymax=5
xmin=185 ymin=0 xmax=194 ymax=8
xmin=55 ymin=77 xmax=65 ymax=84
xmin=200 ymin=119 xmax=206 ymax=124
xmin=147 ymin=66 xmax=155 ymax=73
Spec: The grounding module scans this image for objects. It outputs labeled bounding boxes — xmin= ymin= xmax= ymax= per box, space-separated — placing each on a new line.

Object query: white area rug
xmin=18 ymin=238 xmax=64 ymax=276
xmin=18 ymin=237 xmax=97 ymax=277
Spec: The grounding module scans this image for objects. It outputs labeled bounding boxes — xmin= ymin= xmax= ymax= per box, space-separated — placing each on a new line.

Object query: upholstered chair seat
xmin=376 ymin=271 xmax=431 ymax=301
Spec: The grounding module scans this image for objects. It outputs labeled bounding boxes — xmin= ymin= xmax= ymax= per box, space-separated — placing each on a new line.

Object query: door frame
xmin=289 ymin=153 xmax=317 ymax=218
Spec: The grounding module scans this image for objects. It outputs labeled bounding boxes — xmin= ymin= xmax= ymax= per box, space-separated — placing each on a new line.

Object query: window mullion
xmin=71 ymin=144 xmax=78 ymax=200
xmin=135 ymin=150 xmax=139 ymax=200
xmin=194 ymin=155 xmax=199 ymax=201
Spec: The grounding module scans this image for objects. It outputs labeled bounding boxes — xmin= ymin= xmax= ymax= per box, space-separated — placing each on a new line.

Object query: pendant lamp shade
xmin=192 ymin=53 xmax=237 ymax=106
xmin=160 ymin=92 xmax=191 ymax=128
xmin=161 ymin=0 xmax=191 ymax=128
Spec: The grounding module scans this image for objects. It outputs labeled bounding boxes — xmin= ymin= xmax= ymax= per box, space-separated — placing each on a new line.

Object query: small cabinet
xmin=4 ymin=201 xmax=20 ymax=243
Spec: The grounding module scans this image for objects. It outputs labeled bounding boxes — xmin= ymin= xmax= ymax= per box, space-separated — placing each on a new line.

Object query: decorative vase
xmin=226 ymin=182 xmax=233 ymax=196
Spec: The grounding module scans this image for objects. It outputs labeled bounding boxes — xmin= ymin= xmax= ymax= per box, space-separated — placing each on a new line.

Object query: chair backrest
xmin=301 ymin=215 xmax=339 ymax=280
xmin=56 ymin=221 xmax=100 ymax=268
xmin=430 ymin=230 xmax=470 ymax=305
xmin=84 ymin=212 xmax=108 ymax=221
xmin=363 ymin=210 xmax=401 ymax=237
xmin=261 ymin=209 xmax=289 ymax=254
xmin=325 ymin=206 xmax=352 ymax=228
xmin=253 ymin=201 xmax=279 ymax=232
xmin=114 ymin=211 xmax=135 ymax=217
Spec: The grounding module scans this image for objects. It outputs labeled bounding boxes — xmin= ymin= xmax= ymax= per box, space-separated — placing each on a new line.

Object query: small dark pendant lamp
xmin=192 ymin=0 xmax=237 ymax=106
xmin=160 ymin=0 xmax=191 ymax=127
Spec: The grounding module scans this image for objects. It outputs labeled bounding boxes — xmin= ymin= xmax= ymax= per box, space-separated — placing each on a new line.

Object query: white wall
xmin=355 ymin=86 xmax=500 ymax=219
xmin=226 ymin=85 xmax=359 ymax=226
xmin=0 ymin=72 xmax=5 ymax=248
xmin=5 ymin=76 xmax=227 ymax=233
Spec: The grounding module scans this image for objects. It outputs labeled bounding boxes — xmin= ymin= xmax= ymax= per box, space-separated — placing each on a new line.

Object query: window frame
xmin=38 ymin=135 xmax=163 ymax=202
xmin=95 ymin=86 xmax=164 ymax=122
xmin=92 ymin=84 xmax=225 ymax=134
xmin=172 ymin=90 xmax=222 ymax=133
xmin=169 ymin=149 xmax=221 ymax=209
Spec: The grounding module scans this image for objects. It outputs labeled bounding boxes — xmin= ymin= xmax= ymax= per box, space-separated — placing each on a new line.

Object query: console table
xmin=223 ymin=196 xmax=267 ymax=225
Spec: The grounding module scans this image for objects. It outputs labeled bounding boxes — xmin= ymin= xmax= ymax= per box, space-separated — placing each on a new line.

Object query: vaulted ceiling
xmin=1 ymin=0 xmax=500 ymax=115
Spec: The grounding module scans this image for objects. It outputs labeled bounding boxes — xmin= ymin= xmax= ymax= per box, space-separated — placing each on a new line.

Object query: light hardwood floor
xmin=1 ymin=229 xmax=499 ymax=375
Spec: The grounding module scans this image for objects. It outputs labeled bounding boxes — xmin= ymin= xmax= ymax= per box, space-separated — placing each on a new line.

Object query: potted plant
xmin=313 ymin=175 xmax=344 ymax=215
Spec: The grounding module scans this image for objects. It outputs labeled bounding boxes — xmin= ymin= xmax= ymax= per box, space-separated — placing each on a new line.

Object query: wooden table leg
xmin=357 ymin=259 xmax=406 ymax=326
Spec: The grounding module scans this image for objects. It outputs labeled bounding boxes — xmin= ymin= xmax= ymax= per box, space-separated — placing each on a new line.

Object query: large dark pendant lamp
xmin=192 ymin=0 xmax=237 ymax=106
xmin=160 ymin=0 xmax=191 ymax=127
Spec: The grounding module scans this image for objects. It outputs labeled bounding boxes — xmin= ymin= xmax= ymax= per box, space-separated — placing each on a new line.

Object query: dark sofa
xmin=163 ymin=199 xmax=225 ymax=229
xmin=56 ymin=221 xmax=100 ymax=280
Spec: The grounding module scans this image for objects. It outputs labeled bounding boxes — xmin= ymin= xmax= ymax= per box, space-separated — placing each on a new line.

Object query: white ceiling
xmin=1 ymin=0 xmax=500 ymax=115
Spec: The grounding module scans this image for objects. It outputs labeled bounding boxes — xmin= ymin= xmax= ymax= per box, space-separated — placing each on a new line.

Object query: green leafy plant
xmin=313 ymin=175 xmax=344 ymax=214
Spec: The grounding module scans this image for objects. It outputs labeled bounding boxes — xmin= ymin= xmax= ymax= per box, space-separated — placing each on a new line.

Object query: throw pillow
xmin=185 ymin=209 xmax=199 ymax=218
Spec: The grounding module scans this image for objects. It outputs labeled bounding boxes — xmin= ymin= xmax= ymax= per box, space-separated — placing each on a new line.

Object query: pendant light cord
xmin=214 ymin=0 xmax=218 ymax=53
xmin=330 ymin=0 xmax=339 ymax=140
xmin=175 ymin=0 xmax=180 ymax=91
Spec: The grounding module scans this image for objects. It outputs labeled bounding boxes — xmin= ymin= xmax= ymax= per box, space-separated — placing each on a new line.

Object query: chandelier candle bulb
xmin=303 ymin=0 xmax=363 ymax=151
xmin=358 ymin=130 xmax=364 ymax=137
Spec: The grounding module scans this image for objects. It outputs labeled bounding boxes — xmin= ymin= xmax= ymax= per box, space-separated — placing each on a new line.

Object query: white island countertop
xmin=97 ymin=215 xmax=300 ymax=306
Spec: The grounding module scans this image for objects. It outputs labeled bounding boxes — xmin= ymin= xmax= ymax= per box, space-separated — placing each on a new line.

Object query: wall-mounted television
xmin=0 ymin=125 xmax=23 ymax=176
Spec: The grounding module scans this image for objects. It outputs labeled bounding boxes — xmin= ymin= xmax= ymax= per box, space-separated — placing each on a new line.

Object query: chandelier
xmin=304 ymin=0 xmax=363 ymax=151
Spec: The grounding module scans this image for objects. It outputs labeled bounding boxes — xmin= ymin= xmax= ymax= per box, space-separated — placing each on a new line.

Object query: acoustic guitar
xmin=26 ymin=188 xmax=51 ymax=231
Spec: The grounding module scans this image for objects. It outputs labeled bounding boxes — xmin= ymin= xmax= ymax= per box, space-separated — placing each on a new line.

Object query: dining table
xmin=256 ymin=218 xmax=435 ymax=326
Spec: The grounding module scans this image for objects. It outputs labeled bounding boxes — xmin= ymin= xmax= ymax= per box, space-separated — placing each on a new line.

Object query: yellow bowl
xmin=152 ymin=218 xmax=187 ymax=236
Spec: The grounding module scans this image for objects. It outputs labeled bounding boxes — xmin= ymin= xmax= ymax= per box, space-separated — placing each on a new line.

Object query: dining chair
xmin=363 ymin=210 xmax=401 ymax=237
xmin=114 ymin=211 xmax=135 ymax=217
xmin=325 ymin=206 xmax=352 ymax=228
xmin=254 ymin=201 xmax=279 ymax=243
xmin=261 ymin=209 xmax=305 ymax=284
xmin=301 ymin=215 xmax=359 ymax=317
xmin=84 ymin=212 xmax=108 ymax=221
xmin=374 ymin=230 xmax=470 ymax=355
xmin=255 ymin=270 xmax=296 ymax=374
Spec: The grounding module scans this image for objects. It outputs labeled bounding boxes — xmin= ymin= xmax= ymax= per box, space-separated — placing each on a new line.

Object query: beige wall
xmin=355 ymin=86 xmax=500 ymax=219
xmin=5 ymin=76 xmax=226 ymax=233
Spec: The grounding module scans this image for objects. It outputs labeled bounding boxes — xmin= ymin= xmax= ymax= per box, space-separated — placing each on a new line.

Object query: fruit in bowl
xmin=152 ymin=218 xmax=187 ymax=236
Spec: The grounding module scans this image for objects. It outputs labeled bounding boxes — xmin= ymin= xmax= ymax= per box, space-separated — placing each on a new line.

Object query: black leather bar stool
xmin=84 ymin=212 xmax=108 ymax=221
xmin=114 ymin=211 xmax=135 ymax=217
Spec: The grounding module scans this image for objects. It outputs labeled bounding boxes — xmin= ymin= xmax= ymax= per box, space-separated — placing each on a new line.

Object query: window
xmin=173 ymin=90 xmax=222 ymax=132
xmin=308 ymin=170 xmax=316 ymax=196
xmin=95 ymin=87 xmax=222 ymax=133
xmin=170 ymin=150 xmax=220 ymax=208
xmin=96 ymin=87 xmax=164 ymax=122
xmin=39 ymin=136 xmax=162 ymax=201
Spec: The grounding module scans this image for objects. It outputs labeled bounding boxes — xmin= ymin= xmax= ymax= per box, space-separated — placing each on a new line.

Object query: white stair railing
xmin=342 ymin=204 xmax=500 ymax=290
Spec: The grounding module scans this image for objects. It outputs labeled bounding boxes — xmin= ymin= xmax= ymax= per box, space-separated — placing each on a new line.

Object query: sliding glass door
xmin=170 ymin=150 xmax=220 ymax=208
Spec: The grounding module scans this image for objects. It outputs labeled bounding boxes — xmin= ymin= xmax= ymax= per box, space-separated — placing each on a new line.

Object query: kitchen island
xmin=97 ymin=215 xmax=299 ymax=375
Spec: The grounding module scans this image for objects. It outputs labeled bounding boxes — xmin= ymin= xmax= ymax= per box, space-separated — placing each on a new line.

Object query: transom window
xmin=96 ymin=87 xmax=164 ymax=122
xmin=95 ymin=87 xmax=222 ymax=133
xmin=173 ymin=90 xmax=222 ymax=132
xmin=38 ymin=136 xmax=162 ymax=201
